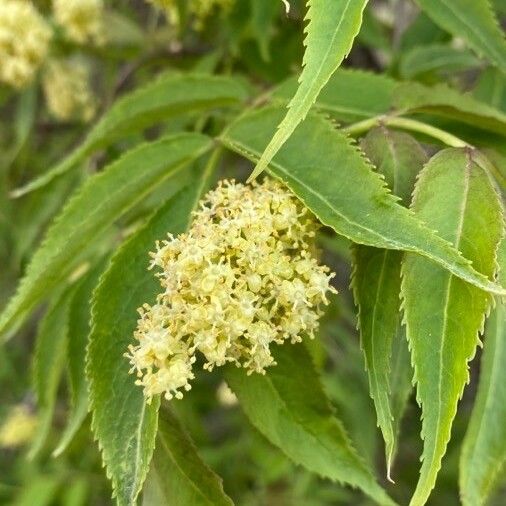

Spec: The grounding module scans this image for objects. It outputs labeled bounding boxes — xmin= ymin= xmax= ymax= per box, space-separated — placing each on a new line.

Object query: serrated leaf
xmin=87 ymin=181 xmax=210 ymax=506
xmin=399 ymin=44 xmax=480 ymax=78
xmin=54 ymin=264 xmax=105 ymax=457
xmin=401 ymin=148 xmax=503 ymax=506
xmin=393 ymin=81 xmax=506 ymax=137
xmin=414 ymin=0 xmax=506 ymax=72
xmin=12 ymin=74 xmax=247 ymax=197
xmin=352 ymin=128 xmax=425 ymax=478
xmin=0 ymin=133 xmax=212 ymax=339
xmin=249 ymin=0 xmax=369 ymax=180
xmin=225 ymin=343 xmax=396 ymax=506
xmin=273 ymin=68 xmax=396 ymax=123
xmin=29 ymin=290 xmax=72 ymax=459
xmin=460 ymin=238 xmax=506 ymax=506
xmin=143 ymin=407 xmax=234 ymax=506
xmin=220 ymin=106 xmax=505 ymax=295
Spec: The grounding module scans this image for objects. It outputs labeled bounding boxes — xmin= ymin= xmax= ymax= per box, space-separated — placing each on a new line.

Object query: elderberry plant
xmin=0 ymin=1 xmax=505 ymax=506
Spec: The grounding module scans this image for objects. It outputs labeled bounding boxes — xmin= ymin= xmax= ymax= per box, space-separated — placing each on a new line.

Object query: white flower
xmin=127 ymin=178 xmax=337 ymax=402
xmin=0 ymin=0 xmax=52 ymax=88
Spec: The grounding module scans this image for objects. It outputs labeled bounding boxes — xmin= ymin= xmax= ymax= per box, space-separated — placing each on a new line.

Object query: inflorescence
xmin=0 ymin=0 xmax=51 ymax=88
xmin=127 ymin=179 xmax=337 ymax=402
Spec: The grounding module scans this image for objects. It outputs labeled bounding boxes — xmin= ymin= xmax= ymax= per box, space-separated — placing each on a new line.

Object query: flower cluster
xmin=0 ymin=405 xmax=37 ymax=448
xmin=148 ymin=0 xmax=234 ymax=30
xmin=127 ymin=179 xmax=336 ymax=402
xmin=53 ymin=0 xmax=104 ymax=45
xmin=0 ymin=0 xmax=51 ymax=88
xmin=43 ymin=59 xmax=96 ymax=122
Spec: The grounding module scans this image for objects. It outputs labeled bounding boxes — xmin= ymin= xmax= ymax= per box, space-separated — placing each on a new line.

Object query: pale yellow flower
xmin=127 ymin=179 xmax=337 ymax=402
xmin=0 ymin=405 xmax=38 ymax=448
xmin=52 ymin=0 xmax=104 ymax=45
xmin=0 ymin=0 xmax=52 ymax=88
xmin=43 ymin=58 xmax=96 ymax=122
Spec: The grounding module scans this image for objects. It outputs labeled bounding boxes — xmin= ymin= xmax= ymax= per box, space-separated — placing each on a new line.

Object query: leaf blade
xmin=225 ymin=343 xmax=396 ymax=506
xmin=144 ymin=407 xmax=233 ymax=506
xmin=460 ymin=238 xmax=506 ymax=506
xmin=249 ymin=0 xmax=369 ymax=180
xmin=401 ymin=148 xmax=503 ymax=506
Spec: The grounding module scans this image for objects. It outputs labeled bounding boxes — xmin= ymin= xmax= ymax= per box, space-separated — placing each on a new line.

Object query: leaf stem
xmin=343 ymin=115 xmax=469 ymax=148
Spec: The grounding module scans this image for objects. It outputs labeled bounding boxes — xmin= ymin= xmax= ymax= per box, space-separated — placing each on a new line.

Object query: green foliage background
xmin=1 ymin=1 xmax=505 ymax=505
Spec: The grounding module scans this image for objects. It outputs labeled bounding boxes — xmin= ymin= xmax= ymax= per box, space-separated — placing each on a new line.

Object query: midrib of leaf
xmin=248 ymin=0 xmax=368 ymax=180
xmin=295 ymin=0 xmax=354 ymax=114
xmin=223 ymin=130 xmax=503 ymax=295
xmin=428 ymin=162 xmax=470 ymax=487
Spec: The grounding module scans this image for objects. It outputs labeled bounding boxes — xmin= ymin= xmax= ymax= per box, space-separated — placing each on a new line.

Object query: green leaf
xmin=352 ymin=128 xmax=425 ymax=478
xmin=143 ymin=407 xmax=233 ymax=506
xmin=29 ymin=290 xmax=72 ymax=459
xmin=0 ymin=133 xmax=212 ymax=339
xmin=249 ymin=0 xmax=369 ymax=180
xmin=12 ymin=74 xmax=247 ymax=197
xmin=399 ymin=44 xmax=480 ymax=78
xmin=54 ymin=264 xmax=105 ymax=457
xmin=414 ymin=0 xmax=506 ymax=72
xmin=273 ymin=68 xmax=396 ymax=123
xmin=220 ymin=106 xmax=505 ymax=295
xmin=460 ymin=238 xmax=506 ymax=506
xmin=400 ymin=148 xmax=503 ymax=506
xmin=394 ymin=81 xmax=506 ymax=137
xmin=473 ymin=68 xmax=506 ymax=112
xmin=87 ymin=181 xmax=209 ymax=506
xmin=225 ymin=343 xmax=396 ymax=506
